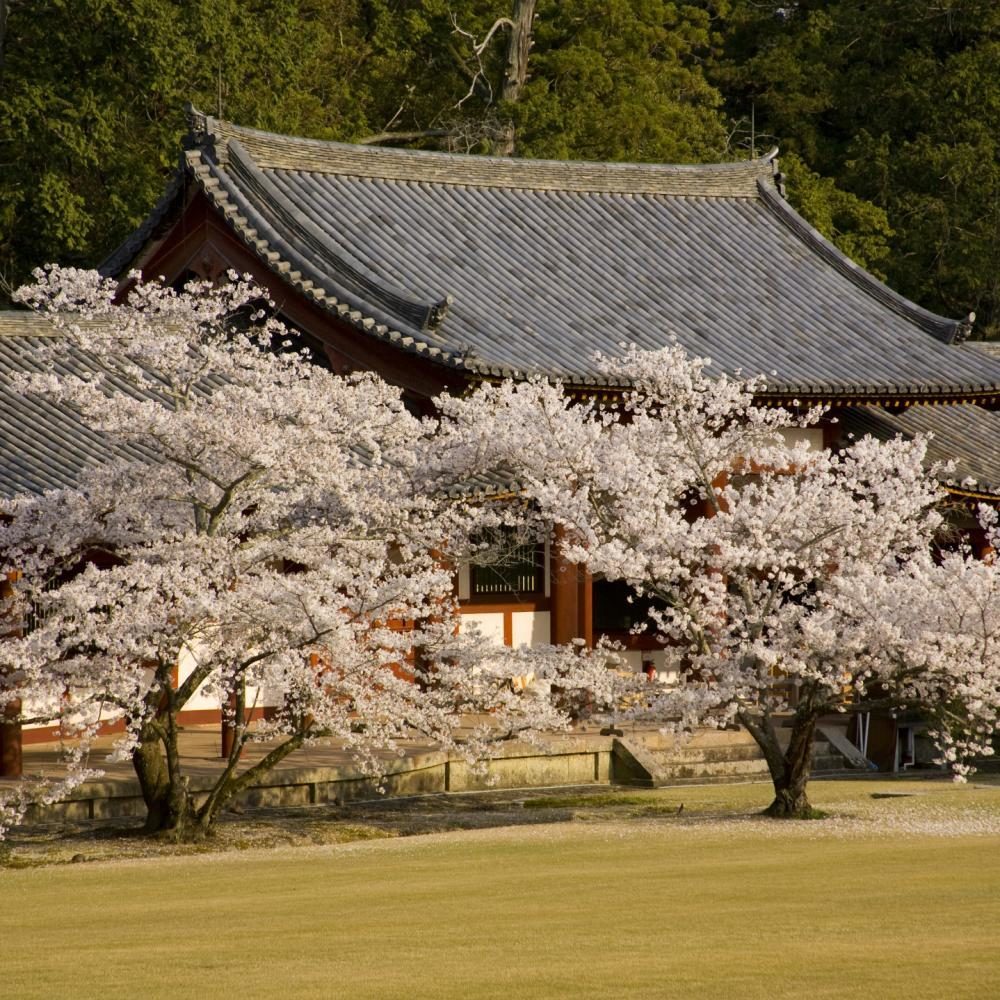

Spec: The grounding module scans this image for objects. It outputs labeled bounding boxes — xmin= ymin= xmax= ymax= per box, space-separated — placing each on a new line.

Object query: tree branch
xmin=357 ymin=128 xmax=457 ymax=146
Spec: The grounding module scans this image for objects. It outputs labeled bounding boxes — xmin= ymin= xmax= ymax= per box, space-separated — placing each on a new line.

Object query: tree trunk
xmin=492 ymin=0 xmax=536 ymax=156
xmin=131 ymin=721 xmax=198 ymax=839
xmin=195 ymin=725 xmax=310 ymax=833
xmin=129 ymin=692 xmax=311 ymax=839
xmin=765 ymin=711 xmax=818 ymax=818
xmin=132 ymin=727 xmax=171 ymax=832
xmin=739 ymin=707 xmax=818 ymax=819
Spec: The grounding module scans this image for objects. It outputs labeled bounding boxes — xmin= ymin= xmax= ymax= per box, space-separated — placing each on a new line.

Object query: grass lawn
xmin=4 ymin=779 xmax=1000 ymax=999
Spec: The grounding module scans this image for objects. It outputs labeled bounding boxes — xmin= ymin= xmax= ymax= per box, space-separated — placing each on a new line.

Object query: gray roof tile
xmin=99 ymin=109 xmax=1000 ymax=400
xmin=842 ymin=404 xmax=1000 ymax=496
xmin=0 ymin=313 xmax=151 ymax=498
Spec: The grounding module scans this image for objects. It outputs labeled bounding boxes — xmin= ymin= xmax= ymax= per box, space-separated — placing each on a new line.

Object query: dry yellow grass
xmin=4 ymin=779 xmax=1000 ymax=999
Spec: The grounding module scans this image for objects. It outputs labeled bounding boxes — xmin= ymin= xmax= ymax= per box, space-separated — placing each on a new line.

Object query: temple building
xmin=3 ymin=106 xmax=1000 ymax=771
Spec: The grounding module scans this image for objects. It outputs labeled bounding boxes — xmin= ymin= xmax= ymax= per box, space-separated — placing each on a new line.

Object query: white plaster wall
xmin=459 ymin=611 xmax=506 ymax=646
xmin=178 ymin=644 xmax=219 ymax=710
xmin=177 ymin=644 xmax=276 ymax=710
xmin=778 ymin=427 xmax=824 ymax=452
xmin=511 ymin=610 xmax=550 ymax=648
xmin=22 ymin=697 xmax=62 ymax=732
xmin=20 ymin=684 xmax=58 ymax=731
xmin=620 ymin=651 xmax=643 ymax=672
xmin=649 ymin=649 xmax=679 ymax=685
xmin=20 ymin=642 xmax=283 ymax=734
xmin=22 ymin=695 xmax=119 ymax=733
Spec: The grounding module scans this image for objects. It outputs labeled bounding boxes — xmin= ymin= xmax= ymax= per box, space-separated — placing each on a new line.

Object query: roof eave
xmin=756 ymin=181 xmax=972 ymax=345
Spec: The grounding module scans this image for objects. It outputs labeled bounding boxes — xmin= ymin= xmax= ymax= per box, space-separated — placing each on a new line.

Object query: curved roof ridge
xmin=180 ymin=149 xmax=472 ymax=370
xmin=755 ymin=181 xmax=970 ymax=345
xmin=0 ymin=311 xmax=63 ymax=337
xmin=225 ymin=139 xmax=449 ymax=332
xmin=185 ymin=106 xmax=777 ymax=199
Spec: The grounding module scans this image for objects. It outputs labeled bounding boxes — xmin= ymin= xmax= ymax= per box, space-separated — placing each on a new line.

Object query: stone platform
xmin=4 ymin=723 xmax=803 ymax=825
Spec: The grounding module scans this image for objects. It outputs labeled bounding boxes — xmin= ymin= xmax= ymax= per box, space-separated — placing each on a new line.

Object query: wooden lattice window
xmin=471 ymin=541 xmax=543 ymax=598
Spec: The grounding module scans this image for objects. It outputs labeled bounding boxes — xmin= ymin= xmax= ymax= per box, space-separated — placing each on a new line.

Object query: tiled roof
xmin=102 ymin=108 xmax=1000 ymax=400
xmin=0 ymin=313 xmax=153 ymax=498
xmin=842 ymin=404 xmax=1000 ymax=497
xmin=966 ymin=341 xmax=1000 ymax=360
xmin=4 ymin=310 xmax=997 ymax=503
xmin=0 ymin=311 xmax=507 ymax=500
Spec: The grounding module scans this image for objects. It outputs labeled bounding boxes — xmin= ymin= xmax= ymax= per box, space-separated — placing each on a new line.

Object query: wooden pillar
xmin=220 ymin=688 xmax=238 ymax=759
xmin=971 ymin=528 xmax=995 ymax=564
xmin=703 ymin=470 xmax=729 ymax=518
xmin=551 ymin=527 xmax=593 ymax=646
xmin=0 ymin=700 xmax=22 ymax=778
xmin=577 ymin=568 xmax=593 ymax=648
xmin=550 ymin=527 xmax=579 ymax=645
xmin=1 ymin=571 xmax=23 ymax=778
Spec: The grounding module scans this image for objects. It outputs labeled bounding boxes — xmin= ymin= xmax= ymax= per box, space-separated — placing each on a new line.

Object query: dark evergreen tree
xmin=0 ymin=1 xmax=731 ymax=295
xmin=4 ymin=0 xmax=995 ymax=332
xmin=715 ymin=0 xmax=1000 ymax=334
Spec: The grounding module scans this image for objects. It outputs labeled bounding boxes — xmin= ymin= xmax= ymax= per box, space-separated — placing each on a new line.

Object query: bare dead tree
xmin=357 ymin=2 xmax=537 ymax=157
xmin=359 ymin=128 xmax=458 ymax=146
xmin=451 ymin=0 xmax=536 ymax=156
xmin=723 ymin=113 xmax=778 ymax=161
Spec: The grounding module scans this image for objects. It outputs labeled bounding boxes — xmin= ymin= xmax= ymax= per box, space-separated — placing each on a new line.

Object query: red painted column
xmin=221 ymin=689 xmax=238 ymax=759
xmin=577 ymin=568 xmax=593 ymax=648
xmin=0 ymin=700 xmax=22 ymax=778
xmin=550 ymin=526 xmax=582 ymax=645
xmin=1 ymin=571 xmax=23 ymax=778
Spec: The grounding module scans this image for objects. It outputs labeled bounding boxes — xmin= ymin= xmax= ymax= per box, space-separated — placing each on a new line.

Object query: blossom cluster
xmin=435 ymin=343 xmax=1000 ymax=776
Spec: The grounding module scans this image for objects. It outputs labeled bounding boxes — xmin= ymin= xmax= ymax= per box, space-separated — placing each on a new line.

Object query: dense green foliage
xmin=508 ymin=2 xmax=726 ymax=162
xmin=1 ymin=1 xmax=997 ymax=332
xmin=0 ymin=0 xmax=371 ymax=285
xmin=716 ymin=0 xmax=1000 ymax=333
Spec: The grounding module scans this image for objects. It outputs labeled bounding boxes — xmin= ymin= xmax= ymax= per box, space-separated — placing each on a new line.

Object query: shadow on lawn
xmin=0 ymin=785 xmax=600 ymax=868
xmin=12 ymin=780 xmax=883 ymax=868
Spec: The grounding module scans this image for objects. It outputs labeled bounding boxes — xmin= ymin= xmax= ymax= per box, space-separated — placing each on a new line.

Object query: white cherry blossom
xmin=0 ymin=268 xmax=619 ymax=839
xmin=436 ymin=345 xmax=1000 ymax=817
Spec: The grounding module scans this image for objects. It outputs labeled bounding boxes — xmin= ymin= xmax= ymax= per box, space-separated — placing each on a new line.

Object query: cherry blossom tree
xmin=434 ymin=345 xmax=1000 ymax=818
xmin=0 ymin=267 xmax=616 ymax=840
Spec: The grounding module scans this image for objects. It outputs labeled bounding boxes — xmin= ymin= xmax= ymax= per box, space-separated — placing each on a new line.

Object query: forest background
xmin=1 ymin=1 xmax=998 ymax=337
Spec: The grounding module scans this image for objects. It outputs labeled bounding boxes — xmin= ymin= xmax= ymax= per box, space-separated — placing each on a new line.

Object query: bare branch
xmin=460 ymin=15 xmax=515 ymax=58
xmin=357 ymin=128 xmax=457 ymax=146
xmin=450 ymin=11 xmax=514 ymax=108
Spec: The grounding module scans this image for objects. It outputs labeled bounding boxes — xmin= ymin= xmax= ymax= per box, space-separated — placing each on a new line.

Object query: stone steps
xmin=624 ymin=772 xmax=774 ymax=788
xmin=810 ymin=769 xmax=873 ymax=780
xmin=650 ymin=756 xmax=772 ymax=781
xmin=813 ymin=753 xmax=852 ymax=771
xmin=611 ymin=730 xmax=863 ymax=788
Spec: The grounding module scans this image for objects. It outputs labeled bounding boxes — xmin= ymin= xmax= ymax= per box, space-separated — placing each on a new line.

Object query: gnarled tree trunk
xmin=764 ymin=711 xmax=817 ymax=818
xmin=131 ymin=707 xmax=315 ymax=841
xmin=132 ymin=722 xmax=196 ymax=838
xmin=739 ymin=706 xmax=819 ymax=819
